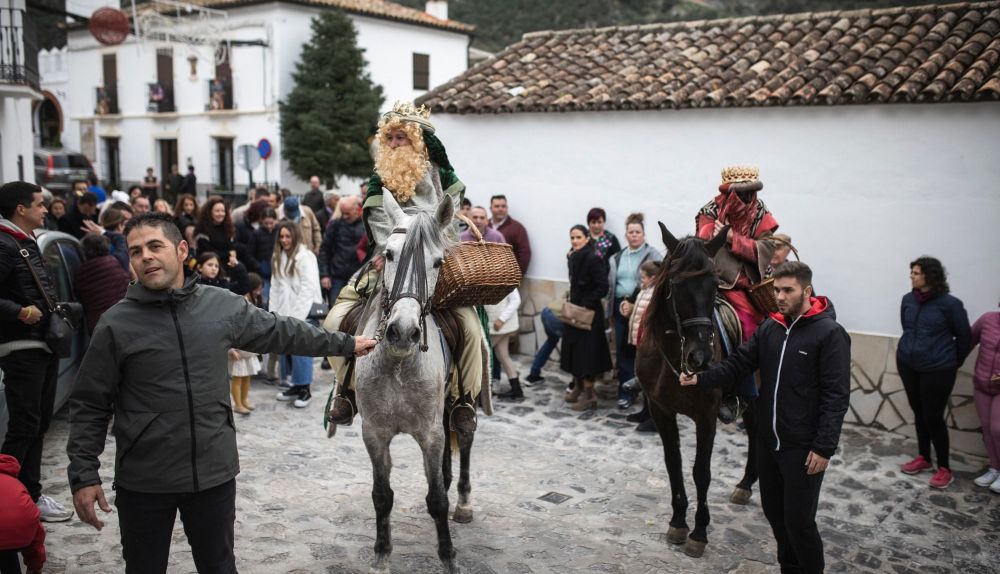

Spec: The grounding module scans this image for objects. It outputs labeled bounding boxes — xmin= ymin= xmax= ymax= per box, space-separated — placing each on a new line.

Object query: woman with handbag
xmin=560 ymin=225 xmax=612 ymax=411
xmin=270 ymin=222 xmax=324 ymax=408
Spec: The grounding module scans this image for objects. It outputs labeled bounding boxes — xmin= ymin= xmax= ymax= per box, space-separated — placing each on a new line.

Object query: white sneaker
xmin=991 ymin=476 xmax=1000 ymax=494
xmin=37 ymin=494 xmax=74 ymax=522
xmin=974 ymin=468 xmax=1000 ymax=487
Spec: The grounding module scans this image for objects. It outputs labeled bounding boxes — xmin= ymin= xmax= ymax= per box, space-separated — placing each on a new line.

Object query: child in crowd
xmin=490 ymin=287 xmax=524 ymax=401
xmin=196 ymin=251 xmax=250 ymax=295
xmin=227 ymin=273 xmax=265 ymax=415
xmin=620 ymin=260 xmax=661 ymax=430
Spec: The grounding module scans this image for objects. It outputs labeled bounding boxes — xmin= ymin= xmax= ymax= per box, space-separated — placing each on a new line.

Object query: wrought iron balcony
xmin=0 ymin=7 xmax=39 ymax=90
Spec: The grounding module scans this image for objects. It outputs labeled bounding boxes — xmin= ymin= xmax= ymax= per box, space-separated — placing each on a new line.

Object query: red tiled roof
xmin=417 ymin=1 xmax=1000 ymax=113
xmin=187 ymin=0 xmax=474 ymax=34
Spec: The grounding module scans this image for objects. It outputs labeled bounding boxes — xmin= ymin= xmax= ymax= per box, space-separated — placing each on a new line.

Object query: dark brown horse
xmin=635 ymin=222 xmax=760 ymax=558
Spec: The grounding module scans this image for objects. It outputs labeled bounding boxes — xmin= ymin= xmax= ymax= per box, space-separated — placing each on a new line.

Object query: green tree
xmin=280 ymin=10 xmax=383 ymax=186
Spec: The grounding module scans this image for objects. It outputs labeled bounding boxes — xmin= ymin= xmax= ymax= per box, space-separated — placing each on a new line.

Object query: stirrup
xmin=327 ymin=395 xmax=357 ymax=426
xmin=449 ymin=402 xmax=477 ymax=433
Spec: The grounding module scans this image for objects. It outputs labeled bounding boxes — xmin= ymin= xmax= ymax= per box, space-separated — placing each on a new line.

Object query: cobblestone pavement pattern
xmin=34 ymin=357 xmax=1000 ymax=573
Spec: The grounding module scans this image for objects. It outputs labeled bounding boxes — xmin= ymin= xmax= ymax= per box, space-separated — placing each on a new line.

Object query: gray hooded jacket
xmin=67 ymin=275 xmax=355 ymax=494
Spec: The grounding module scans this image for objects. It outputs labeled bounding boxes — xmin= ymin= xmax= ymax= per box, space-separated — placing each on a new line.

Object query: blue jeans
xmin=279 ymin=354 xmax=314 ymax=387
xmin=614 ymin=297 xmax=636 ymax=399
xmin=328 ymin=278 xmax=348 ymax=305
xmin=529 ymin=307 xmax=564 ymax=377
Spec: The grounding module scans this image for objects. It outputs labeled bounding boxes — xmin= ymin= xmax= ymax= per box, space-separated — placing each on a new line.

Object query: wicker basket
xmin=432 ymin=215 xmax=522 ymax=308
xmin=747 ymin=277 xmax=778 ymax=315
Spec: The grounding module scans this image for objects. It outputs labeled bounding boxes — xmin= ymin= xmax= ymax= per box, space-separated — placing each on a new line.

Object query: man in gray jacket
xmin=67 ymin=212 xmax=376 ymax=573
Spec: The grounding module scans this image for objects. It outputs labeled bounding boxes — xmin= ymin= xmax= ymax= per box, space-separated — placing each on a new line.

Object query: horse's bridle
xmin=374 ymin=226 xmax=432 ymax=352
xmin=659 ymin=277 xmax=716 ymax=378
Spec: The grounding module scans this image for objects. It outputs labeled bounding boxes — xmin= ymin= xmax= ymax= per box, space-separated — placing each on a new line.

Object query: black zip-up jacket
xmin=67 ymin=275 xmax=357 ymax=494
xmin=0 ymin=221 xmax=57 ymax=344
xmin=699 ymin=296 xmax=851 ymax=459
xmin=318 ymin=217 xmax=364 ymax=281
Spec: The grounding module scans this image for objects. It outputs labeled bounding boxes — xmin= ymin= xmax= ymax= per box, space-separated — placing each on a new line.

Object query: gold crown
xmin=721 ymin=165 xmax=760 ymax=184
xmin=380 ymin=101 xmax=434 ymax=132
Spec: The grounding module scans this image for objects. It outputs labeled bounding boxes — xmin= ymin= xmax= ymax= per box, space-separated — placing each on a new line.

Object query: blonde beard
xmin=375 ymin=145 xmax=428 ymax=204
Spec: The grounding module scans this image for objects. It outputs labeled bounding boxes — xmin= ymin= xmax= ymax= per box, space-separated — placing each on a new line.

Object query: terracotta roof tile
xmin=418 ymin=1 xmax=1000 ymax=113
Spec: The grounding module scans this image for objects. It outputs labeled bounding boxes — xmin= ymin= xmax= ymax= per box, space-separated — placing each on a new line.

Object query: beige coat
xmin=297 ymin=204 xmax=323 ymax=253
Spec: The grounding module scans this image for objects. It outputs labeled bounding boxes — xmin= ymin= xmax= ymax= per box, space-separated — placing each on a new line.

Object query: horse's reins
xmin=374 ymin=226 xmax=432 ymax=352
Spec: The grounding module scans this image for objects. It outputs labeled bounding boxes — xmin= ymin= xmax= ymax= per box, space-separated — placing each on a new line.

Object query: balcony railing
xmin=0 ymin=7 xmax=39 ymax=90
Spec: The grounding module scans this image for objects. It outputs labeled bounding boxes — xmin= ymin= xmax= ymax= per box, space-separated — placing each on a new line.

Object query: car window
xmin=34 ymin=154 xmax=45 ymax=167
xmin=68 ymin=155 xmax=91 ymax=169
xmin=41 ymin=240 xmax=83 ymax=302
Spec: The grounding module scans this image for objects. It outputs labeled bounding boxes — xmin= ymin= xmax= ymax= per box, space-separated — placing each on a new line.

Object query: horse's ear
xmin=705 ymin=225 xmax=729 ymax=257
xmin=658 ymin=221 xmax=679 ymax=253
xmin=382 ymin=189 xmax=405 ymax=225
xmin=435 ymin=194 xmax=455 ymax=229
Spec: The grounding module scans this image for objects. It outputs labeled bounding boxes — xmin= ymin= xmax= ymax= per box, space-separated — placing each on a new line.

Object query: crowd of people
xmin=0 ymin=100 xmax=997 ymax=573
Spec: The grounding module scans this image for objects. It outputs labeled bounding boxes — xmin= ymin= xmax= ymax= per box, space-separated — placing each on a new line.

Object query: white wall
xmin=431 ymin=103 xmax=1000 ymax=337
xmin=0 ymin=96 xmax=37 ymax=183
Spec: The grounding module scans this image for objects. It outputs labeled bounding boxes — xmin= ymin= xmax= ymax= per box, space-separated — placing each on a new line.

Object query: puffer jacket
xmin=0 ymin=220 xmax=57 ymax=345
xmin=270 ymin=245 xmax=322 ymax=320
xmin=699 ymin=297 xmax=851 ymax=459
xmin=67 ymin=274 xmax=356 ymax=494
xmin=897 ymin=290 xmax=972 ymax=373
xmin=486 ymin=288 xmax=521 ymax=336
xmin=73 ymin=254 xmax=129 ymax=333
xmin=972 ymin=311 xmax=1000 ymax=394
xmin=0 ymin=455 xmax=45 ymax=570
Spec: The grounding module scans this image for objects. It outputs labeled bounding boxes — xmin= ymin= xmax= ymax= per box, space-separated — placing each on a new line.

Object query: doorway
xmin=158 ymin=138 xmax=178 ymax=203
xmin=102 ymin=137 xmax=120 ymax=189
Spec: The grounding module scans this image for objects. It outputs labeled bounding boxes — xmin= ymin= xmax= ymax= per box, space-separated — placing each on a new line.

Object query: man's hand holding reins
xmin=354 ymin=336 xmax=377 ymax=356
xmin=679 ymin=373 xmax=698 ymax=386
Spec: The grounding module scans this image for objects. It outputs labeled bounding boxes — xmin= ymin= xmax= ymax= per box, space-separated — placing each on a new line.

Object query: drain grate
xmin=538 ymin=492 xmax=572 ymax=505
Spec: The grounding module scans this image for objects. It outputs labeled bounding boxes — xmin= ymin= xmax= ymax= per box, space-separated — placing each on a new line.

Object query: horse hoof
xmin=441 ymin=559 xmax=461 ymax=574
xmin=452 ymin=506 xmax=474 ymax=523
xmin=730 ymin=487 xmax=752 ymax=505
xmin=666 ymin=526 xmax=689 ymax=545
xmin=683 ymin=539 xmax=707 ymax=558
xmin=368 ymin=567 xmax=389 ymax=574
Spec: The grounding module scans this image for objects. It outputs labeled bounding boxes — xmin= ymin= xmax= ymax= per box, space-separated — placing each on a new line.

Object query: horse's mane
xmin=400 ymin=207 xmax=454 ymax=255
xmin=644 ymin=236 xmax=716 ymax=341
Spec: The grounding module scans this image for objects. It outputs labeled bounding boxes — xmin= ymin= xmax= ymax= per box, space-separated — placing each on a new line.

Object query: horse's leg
xmin=732 ymin=402 xmax=758 ymax=505
xmin=685 ymin=414 xmax=717 ymax=558
xmin=452 ymin=429 xmax=475 ymax=523
xmin=416 ymin=430 xmax=458 ymax=573
xmin=650 ymin=402 xmax=689 ymax=545
xmin=442 ymin=409 xmax=453 ymax=492
xmin=362 ymin=427 xmax=395 ymax=574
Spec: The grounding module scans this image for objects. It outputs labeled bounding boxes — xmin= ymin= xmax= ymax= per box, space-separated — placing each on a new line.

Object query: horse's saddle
xmin=714 ymin=297 xmax=743 ymax=354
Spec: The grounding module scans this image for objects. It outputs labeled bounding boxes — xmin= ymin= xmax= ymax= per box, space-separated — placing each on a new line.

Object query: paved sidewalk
xmin=32 ymin=357 xmax=1000 ymax=573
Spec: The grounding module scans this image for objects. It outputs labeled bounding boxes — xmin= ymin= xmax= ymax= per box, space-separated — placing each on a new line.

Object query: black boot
xmin=626 ymin=398 xmax=650 ymax=423
xmin=327 ymin=387 xmax=357 ymax=426
xmin=450 ymin=394 xmax=478 ymax=433
xmin=496 ymin=378 xmax=524 ymax=401
xmin=718 ymin=394 xmax=748 ymax=425
xmin=635 ymin=418 xmax=657 ymax=433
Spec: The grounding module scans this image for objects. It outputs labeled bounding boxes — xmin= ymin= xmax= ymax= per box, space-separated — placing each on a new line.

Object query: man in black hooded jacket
xmin=681 ymin=261 xmax=850 ymax=574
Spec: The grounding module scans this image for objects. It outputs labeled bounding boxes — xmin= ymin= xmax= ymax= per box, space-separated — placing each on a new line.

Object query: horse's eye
xmin=385 ymin=250 xmax=394 ymax=262
xmin=433 ymin=258 xmax=443 ymax=269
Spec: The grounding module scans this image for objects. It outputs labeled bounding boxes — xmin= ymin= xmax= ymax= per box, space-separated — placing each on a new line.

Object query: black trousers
xmin=757 ymin=437 xmax=826 ymax=574
xmin=115 ymin=479 xmax=238 ymax=574
xmin=0 ymin=550 xmax=22 ymax=574
xmin=897 ymin=360 xmax=956 ymax=469
xmin=0 ymin=349 xmax=58 ymax=501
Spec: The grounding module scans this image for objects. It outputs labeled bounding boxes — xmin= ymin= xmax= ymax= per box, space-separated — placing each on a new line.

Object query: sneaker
xmin=276 ymin=378 xmax=293 ymax=390
xmin=293 ymin=388 xmax=312 ymax=408
xmin=37 ymin=494 xmax=74 ymax=522
xmin=525 ymin=373 xmax=544 ymax=384
xmin=990 ymin=476 xmax=1000 ymax=494
xmin=974 ymin=468 xmax=1000 ymax=487
xmin=276 ymin=386 xmax=304 ymax=402
xmin=901 ymin=456 xmax=933 ymax=475
xmin=929 ymin=467 xmax=953 ymax=489
xmin=617 ymin=395 xmax=635 ymax=410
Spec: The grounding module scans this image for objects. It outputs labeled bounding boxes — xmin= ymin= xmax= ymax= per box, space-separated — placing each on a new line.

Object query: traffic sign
xmin=257 ymin=138 xmax=272 ymax=160
xmin=236 ymin=144 xmax=261 ymax=171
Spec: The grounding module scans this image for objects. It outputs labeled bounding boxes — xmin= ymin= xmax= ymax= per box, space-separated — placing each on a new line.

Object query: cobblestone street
xmin=35 ymin=357 xmax=1000 ymax=573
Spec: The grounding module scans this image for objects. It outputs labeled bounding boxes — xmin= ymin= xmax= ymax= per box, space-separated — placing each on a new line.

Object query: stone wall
xmin=515 ymin=277 xmax=987 ymax=458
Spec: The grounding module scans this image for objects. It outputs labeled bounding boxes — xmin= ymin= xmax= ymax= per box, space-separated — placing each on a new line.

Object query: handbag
xmin=307 ymin=301 xmax=330 ymax=321
xmin=14 ymin=239 xmax=79 ymax=358
xmin=558 ymin=301 xmax=596 ymax=331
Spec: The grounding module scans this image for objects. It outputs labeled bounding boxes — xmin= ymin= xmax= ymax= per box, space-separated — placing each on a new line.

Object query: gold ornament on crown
xmin=720 ymin=165 xmax=760 ymax=184
xmin=379 ymin=101 xmax=435 ymax=132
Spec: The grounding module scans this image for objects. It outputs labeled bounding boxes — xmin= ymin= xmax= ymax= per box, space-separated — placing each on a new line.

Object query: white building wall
xmin=431 ymin=103 xmax=1000 ymax=337
xmin=0 ymin=96 xmax=37 ymax=183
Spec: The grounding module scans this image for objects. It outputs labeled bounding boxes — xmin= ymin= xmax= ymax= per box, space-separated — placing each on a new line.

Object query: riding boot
xmin=450 ymin=394 xmax=478 ymax=433
xmin=231 ymin=380 xmax=250 ymax=415
xmin=570 ymin=380 xmax=597 ymax=411
xmin=496 ymin=378 xmax=524 ymax=401
xmin=327 ymin=386 xmax=357 ymax=426
xmin=626 ymin=397 xmax=650 ymax=423
xmin=718 ymin=394 xmax=748 ymax=424
xmin=564 ymin=378 xmax=582 ymax=403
